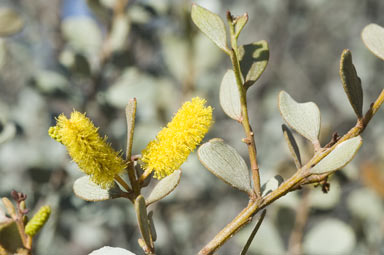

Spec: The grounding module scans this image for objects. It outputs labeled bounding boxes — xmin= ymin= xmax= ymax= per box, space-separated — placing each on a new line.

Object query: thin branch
xmin=198 ymin=90 xmax=384 ymax=255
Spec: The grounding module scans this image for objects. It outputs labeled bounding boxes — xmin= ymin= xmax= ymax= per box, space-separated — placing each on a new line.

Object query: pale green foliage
xmin=278 ymin=91 xmax=321 ymax=142
xmin=311 ymin=136 xmax=363 ymax=174
xmin=361 ymin=23 xmax=384 ymax=60
xmin=146 ymin=170 xmax=181 ymax=206
xmin=198 ymin=138 xmax=252 ymax=194
xmin=219 ymin=69 xmax=242 ymax=121
xmin=73 ymin=176 xmax=122 ymax=202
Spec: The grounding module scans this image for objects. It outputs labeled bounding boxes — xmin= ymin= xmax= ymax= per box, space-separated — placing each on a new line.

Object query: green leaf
xmin=0 ymin=8 xmax=24 ymax=37
xmin=282 ymin=125 xmax=301 ymax=168
xmin=219 ymin=69 xmax=242 ymax=121
xmin=135 ymin=195 xmax=152 ymax=249
xmin=0 ymin=221 xmax=23 ymax=252
xmin=234 ymin=13 xmax=248 ymax=38
xmin=198 ymin=138 xmax=252 ymax=194
xmin=311 ymin=136 xmax=362 ymax=174
xmin=339 ymin=49 xmax=363 ymax=118
xmin=278 ymin=91 xmax=321 ymax=143
xmin=73 ymin=176 xmax=122 ymax=202
xmin=238 ymin=40 xmax=269 ymax=88
xmin=261 ymin=175 xmax=284 ymax=197
xmin=191 ymin=4 xmax=228 ymax=52
xmin=146 ymin=170 xmax=181 ymax=206
xmin=361 ymin=23 xmax=384 ymax=61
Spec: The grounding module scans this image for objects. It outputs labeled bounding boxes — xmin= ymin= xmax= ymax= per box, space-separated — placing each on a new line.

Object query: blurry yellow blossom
xmin=25 ymin=205 xmax=51 ymax=237
xmin=141 ymin=97 xmax=213 ymax=179
xmin=48 ymin=111 xmax=126 ymax=188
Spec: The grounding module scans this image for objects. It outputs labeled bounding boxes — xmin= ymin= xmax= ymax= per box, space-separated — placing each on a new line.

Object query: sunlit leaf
xmin=146 ymin=170 xmax=181 ymax=206
xmin=361 ymin=23 xmax=384 ymax=61
xmin=191 ymin=4 xmax=228 ymax=52
xmin=311 ymin=136 xmax=362 ymax=174
xmin=198 ymin=138 xmax=252 ymax=194
xmin=219 ymin=69 xmax=242 ymax=121
xmin=88 ymin=246 xmax=136 ymax=255
xmin=282 ymin=125 xmax=301 ymax=168
xmin=261 ymin=175 xmax=284 ymax=197
xmin=278 ymin=91 xmax=321 ymax=143
xmin=238 ymin=40 xmax=269 ymax=88
xmin=73 ymin=176 xmax=122 ymax=202
xmin=339 ymin=49 xmax=363 ymax=118
xmin=0 ymin=8 xmax=24 ymax=37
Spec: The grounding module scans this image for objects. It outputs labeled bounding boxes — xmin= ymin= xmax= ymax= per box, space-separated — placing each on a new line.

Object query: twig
xmin=198 ymin=89 xmax=384 ymax=255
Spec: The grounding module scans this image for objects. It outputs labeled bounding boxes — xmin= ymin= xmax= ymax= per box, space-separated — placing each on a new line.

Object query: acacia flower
xmin=48 ymin=111 xmax=126 ymax=188
xmin=25 ymin=205 xmax=51 ymax=237
xmin=141 ymin=97 xmax=213 ymax=179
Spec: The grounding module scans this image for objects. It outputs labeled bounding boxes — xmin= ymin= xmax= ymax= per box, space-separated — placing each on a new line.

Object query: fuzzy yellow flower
xmin=25 ymin=205 xmax=51 ymax=237
xmin=49 ymin=111 xmax=126 ymax=188
xmin=141 ymin=97 xmax=213 ymax=179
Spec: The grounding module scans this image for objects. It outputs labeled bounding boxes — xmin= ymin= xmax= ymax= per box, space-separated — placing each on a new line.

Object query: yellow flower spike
xmin=141 ymin=97 xmax=213 ymax=179
xmin=49 ymin=111 xmax=126 ymax=188
xmin=25 ymin=205 xmax=51 ymax=237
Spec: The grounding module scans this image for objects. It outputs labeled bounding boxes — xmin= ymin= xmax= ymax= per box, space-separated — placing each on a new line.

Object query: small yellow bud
xmin=141 ymin=97 xmax=213 ymax=179
xmin=25 ymin=205 xmax=51 ymax=237
xmin=49 ymin=111 xmax=126 ymax=188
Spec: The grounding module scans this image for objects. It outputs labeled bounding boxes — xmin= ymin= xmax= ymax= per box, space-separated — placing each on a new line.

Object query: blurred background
xmin=0 ymin=0 xmax=383 ymax=254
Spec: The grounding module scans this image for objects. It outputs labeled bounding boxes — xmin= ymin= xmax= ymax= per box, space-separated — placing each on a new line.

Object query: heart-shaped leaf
xmin=238 ymin=40 xmax=269 ymax=88
xmin=278 ymin=91 xmax=321 ymax=143
xmin=0 ymin=8 xmax=24 ymax=37
xmin=73 ymin=176 xmax=122 ymax=202
xmin=261 ymin=175 xmax=284 ymax=197
xmin=191 ymin=4 xmax=228 ymax=53
xmin=198 ymin=138 xmax=252 ymax=194
xmin=282 ymin=125 xmax=302 ymax=168
xmin=219 ymin=69 xmax=242 ymax=121
xmin=339 ymin=49 xmax=363 ymax=118
xmin=361 ymin=23 xmax=384 ymax=61
xmin=311 ymin=136 xmax=362 ymax=174
xmin=146 ymin=169 xmax=181 ymax=206
xmin=135 ymin=195 xmax=152 ymax=249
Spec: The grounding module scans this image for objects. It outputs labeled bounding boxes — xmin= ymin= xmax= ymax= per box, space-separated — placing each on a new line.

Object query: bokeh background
xmin=0 ymin=0 xmax=383 ymax=254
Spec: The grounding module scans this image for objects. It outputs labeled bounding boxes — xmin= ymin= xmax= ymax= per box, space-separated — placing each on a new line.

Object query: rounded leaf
xmin=198 ymin=138 xmax=252 ymax=194
xmin=303 ymin=219 xmax=355 ymax=255
xmin=311 ymin=136 xmax=362 ymax=174
xmin=146 ymin=170 xmax=181 ymax=206
xmin=0 ymin=8 xmax=24 ymax=37
xmin=339 ymin=49 xmax=363 ymax=118
xmin=191 ymin=4 xmax=227 ymax=52
xmin=219 ymin=70 xmax=242 ymax=121
xmin=278 ymin=91 xmax=320 ymax=142
xmin=361 ymin=23 xmax=384 ymax=61
xmin=73 ymin=176 xmax=122 ymax=202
